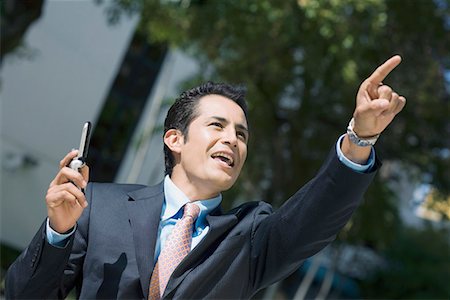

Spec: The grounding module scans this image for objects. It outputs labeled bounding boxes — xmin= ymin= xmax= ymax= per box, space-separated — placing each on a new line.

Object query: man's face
xmin=170 ymin=94 xmax=248 ymax=197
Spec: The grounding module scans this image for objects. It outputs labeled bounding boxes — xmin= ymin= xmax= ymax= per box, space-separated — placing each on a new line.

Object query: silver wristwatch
xmin=346 ymin=118 xmax=379 ymax=147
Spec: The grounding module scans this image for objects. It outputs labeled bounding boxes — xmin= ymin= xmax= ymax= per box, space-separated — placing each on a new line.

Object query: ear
xmin=164 ymin=129 xmax=184 ymax=154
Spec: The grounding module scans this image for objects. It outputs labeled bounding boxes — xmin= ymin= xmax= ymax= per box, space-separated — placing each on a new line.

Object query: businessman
xmin=6 ymin=55 xmax=406 ymax=299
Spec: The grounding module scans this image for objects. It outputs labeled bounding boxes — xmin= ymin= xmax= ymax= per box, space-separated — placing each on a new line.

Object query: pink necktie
xmin=148 ymin=202 xmax=200 ymax=300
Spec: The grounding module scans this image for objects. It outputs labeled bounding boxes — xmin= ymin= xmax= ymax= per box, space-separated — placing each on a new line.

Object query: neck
xmin=169 ymin=172 xmax=220 ymax=201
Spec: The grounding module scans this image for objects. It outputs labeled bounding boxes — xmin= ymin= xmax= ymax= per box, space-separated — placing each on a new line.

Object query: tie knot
xmin=183 ymin=203 xmax=200 ymax=220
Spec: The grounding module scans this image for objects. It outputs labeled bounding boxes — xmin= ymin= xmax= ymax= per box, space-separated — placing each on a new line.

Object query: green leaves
xmin=100 ymin=0 xmax=449 ymax=227
xmin=98 ymin=1 xmax=449 ymax=296
xmin=96 ymin=0 xmax=450 ymax=298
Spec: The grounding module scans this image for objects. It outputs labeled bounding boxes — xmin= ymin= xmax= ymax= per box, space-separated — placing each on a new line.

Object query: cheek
xmin=242 ymin=148 xmax=248 ymax=160
xmin=239 ymin=146 xmax=248 ymax=165
xmin=187 ymin=131 xmax=215 ymax=152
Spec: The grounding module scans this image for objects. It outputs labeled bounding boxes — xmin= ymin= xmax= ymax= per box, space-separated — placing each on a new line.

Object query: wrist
xmin=341 ymin=134 xmax=372 ymax=164
xmin=46 ymin=218 xmax=75 ymax=247
xmin=347 ymin=118 xmax=379 ymax=147
xmin=48 ymin=216 xmax=76 ymax=234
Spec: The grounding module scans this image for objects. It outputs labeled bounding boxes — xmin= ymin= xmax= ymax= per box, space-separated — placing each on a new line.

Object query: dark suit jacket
xmin=6 ymin=148 xmax=379 ymax=299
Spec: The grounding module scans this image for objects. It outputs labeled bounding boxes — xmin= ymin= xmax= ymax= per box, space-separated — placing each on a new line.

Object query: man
xmin=6 ymin=55 xmax=406 ymax=299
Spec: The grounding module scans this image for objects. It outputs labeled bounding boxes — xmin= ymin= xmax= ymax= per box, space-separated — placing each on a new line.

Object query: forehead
xmin=195 ymin=94 xmax=248 ymax=125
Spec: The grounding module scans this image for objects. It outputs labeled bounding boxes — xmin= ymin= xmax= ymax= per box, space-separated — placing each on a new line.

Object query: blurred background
xmin=1 ymin=0 xmax=449 ymax=298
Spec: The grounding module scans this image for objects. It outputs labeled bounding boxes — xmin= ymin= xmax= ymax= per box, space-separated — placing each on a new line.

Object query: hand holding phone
xmin=46 ymin=123 xmax=91 ymax=233
xmin=69 ymin=121 xmax=92 ymax=171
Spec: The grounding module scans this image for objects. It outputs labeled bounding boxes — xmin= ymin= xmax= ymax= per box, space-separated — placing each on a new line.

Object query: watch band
xmin=346 ymin=118 xmax=379 ymax=147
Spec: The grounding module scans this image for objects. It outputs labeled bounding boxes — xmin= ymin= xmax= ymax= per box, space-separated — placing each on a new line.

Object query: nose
xmin=222 ymin=128 xmax=238 ymax=147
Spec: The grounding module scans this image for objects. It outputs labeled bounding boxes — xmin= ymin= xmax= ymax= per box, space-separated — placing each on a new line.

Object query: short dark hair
xmin=164 ymin=81 xmax=248 ymax=175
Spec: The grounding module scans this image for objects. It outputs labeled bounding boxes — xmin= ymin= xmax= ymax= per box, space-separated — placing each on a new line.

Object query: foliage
xmin=101 ymin=0 xmax=449 ymax=235
xmin=0 ymin=0 xmax=44 ymax=63
xmin=338 ymin=176 xmax=401 ymax=250
xmin=98 ymin=0 xmax=450 ymax=296
xmin=361 ymin=225 xmax=450 ymax=299
xmin=424 ymin=188 xmax=450 ymax=220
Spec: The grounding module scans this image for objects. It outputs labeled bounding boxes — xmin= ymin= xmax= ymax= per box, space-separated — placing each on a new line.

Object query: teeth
xmin=212 ymin=152 xmax=234 ymax=166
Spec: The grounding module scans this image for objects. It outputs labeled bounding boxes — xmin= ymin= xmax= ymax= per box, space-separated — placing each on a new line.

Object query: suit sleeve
xmin=248 ymin=146 xmax=380 ymax=291
xmin=5 ymin=183 xmax=93 ymax=299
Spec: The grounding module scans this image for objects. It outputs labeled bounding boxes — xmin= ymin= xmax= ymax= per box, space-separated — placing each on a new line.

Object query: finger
xmin=64 ymin=182 xmax=88 ymax=207
xmin=47 ymin=183 xmax=88 ymax=208
xmin=51 ymin=167 xmax=87 ymax=188
xmin=366 ymin=82 xmax=380 ymax=100
xmin=51 ymin=167 xmax=82 ymax=187
xmin=378 ymin=85 xmax=393 ymax=101
xmin=393 ymin=96 xmax=406 ymax=115
xmin=357 ymin=99 xmax=390 ymax=118
xmin=52 ymin=190 xmax=86 ymax=208
xmin=63 ymin=182 xmax=87 ymax=203
xmin=48 ymin=182 xmax=86 ymax=200
xmin=382 ymin=93 xmax=406 ymax=116
xmin=384 ymin=92 xmax=400 ymax=115
xmin=59 ymin=150 xmax=79 ymax=169
xmin=79 ymin=165 xmax=90 ymax=183
xmin=46 ymin=189 xmax=77 ymax=208
xmin=367 ymin=55 xmax=402 ymax=85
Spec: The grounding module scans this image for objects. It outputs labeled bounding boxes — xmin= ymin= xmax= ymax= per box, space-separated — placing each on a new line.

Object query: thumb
xmin=358 ymin=99 xmax=390 ymax=118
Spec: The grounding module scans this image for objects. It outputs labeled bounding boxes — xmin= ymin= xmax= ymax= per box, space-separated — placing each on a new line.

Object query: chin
xmin=218 ymin=176 xmax=239 ymax=191
xmin=218 ymin=182 xmax=235 ymax=192
xmin=208 ymin=173 xmax=237 ymax=191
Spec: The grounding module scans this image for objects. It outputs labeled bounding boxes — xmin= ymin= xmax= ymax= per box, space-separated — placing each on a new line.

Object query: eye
xmin=210 ymin=122 xmax=224 ymax=128
xmin=237 ymin=131 xmax=247 ymax=141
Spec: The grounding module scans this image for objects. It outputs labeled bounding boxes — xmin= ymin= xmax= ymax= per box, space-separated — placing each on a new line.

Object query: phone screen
xmin=77 ymin=121 xmax=91 ymax=161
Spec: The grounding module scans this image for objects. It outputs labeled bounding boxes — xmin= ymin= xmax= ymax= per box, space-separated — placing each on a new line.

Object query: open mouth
xmin=211 ymin=152 xmax=235 ymax=167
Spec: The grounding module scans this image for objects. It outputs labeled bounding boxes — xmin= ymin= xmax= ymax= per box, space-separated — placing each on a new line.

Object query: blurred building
xmin=0 ymin=0 xmax=198 ymax=250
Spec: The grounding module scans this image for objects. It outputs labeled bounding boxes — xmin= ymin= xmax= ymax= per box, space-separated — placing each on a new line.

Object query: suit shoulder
xmin=85 ymin=182 xmax=163 ymax=201
xmin=90 ymin=182 xmax=148 ymax=190
xmin=227 ymin=201 xmax=273 ymax=220
xmin=88 ymin=182 xmax=146 ymax=193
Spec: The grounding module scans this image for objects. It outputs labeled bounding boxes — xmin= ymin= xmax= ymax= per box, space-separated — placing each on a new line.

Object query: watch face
xmin=357 ymin=140 xmax=372 ymax=147
xmin=347 ymin=130 xmax=376 ymax=146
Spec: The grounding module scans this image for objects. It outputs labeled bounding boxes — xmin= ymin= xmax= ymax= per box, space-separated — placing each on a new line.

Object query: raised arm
xmin=342 ymin=55 xmax=406 ymax=163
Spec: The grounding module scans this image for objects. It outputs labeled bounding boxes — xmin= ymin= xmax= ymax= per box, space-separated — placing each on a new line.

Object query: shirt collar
xmin=163 ymin=175 xmax=222 ymax=223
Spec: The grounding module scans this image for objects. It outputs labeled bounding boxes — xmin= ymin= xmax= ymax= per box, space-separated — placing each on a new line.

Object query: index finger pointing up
xmin=368 ymin=55 xmax=402 ymax=84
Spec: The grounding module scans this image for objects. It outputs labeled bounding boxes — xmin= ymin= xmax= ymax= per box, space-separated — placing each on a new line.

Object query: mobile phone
xmin=69 ymin=121 xmax=92 ymax=171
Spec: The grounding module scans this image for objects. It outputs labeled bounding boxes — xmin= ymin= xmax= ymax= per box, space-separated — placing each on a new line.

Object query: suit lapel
xmin=126 ymin=183 xmax=164 ymax=299
xmin=163 ymin=207 xmax=238 ymax=298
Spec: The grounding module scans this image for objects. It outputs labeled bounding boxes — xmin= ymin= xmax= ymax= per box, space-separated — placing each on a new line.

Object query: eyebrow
xmin=210 ymin=116 xmax=249 ymax=133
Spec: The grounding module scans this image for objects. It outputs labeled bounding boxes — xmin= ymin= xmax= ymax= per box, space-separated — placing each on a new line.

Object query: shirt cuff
xmin=46 ymin=218 xmax=76 ymax=248
xmin=336 ymin=134 xmax=375 ymax=173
